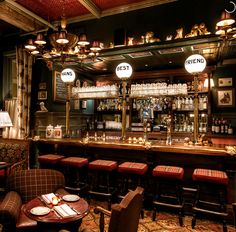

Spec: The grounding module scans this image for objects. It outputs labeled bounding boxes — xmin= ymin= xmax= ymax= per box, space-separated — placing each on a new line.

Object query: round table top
xmin=23 ymin=194 xmax=89 ymax=223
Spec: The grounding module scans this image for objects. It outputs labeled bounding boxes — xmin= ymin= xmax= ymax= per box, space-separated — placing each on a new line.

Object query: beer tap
xmin=102 ymin=120 xmax=106 ymax=141
xmin=94 ymin=119 xmax=98 ymax=141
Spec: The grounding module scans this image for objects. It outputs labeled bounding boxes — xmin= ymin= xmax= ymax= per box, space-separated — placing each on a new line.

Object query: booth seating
xmin=152 ymin=165 xmax=184 ymax=226
xmin=88 ymin=159 xmax=118 ymax=209
xmin=60 ymin=156 xmax=89 ymax=194
xmin=38 ymin=154 xmax=65 ymax=170
xmin=192 ymin=168 xmax=229 ymax=232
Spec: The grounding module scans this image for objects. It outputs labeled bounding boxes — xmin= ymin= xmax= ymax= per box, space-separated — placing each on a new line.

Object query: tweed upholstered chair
xmin=81 ymin=186 xmax=144 ymax=232
xmin=0 ymin=169 xmax=68 ymax=232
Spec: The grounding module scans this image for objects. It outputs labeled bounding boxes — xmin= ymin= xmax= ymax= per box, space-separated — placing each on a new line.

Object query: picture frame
xmin=38 ymin=91 xmax=47 ymax=100
xmin=39 ymin=82 xmax=46 ymax=90
xmin=216 ymin=88 xmax=235 ymax=108
xmin=218 ymin=77 xmax=233 ymax=87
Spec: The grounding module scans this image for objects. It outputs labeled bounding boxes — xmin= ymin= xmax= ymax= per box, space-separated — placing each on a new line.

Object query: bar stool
xmin=152 ymin=165 xmax=184 ymax=226
xmin=60 ymin=157 xmax=89 ymax=194
xmin=192 ymin=168 xmax=229 ymax=232
xmin=38 ymin=154 xmax=65 ymax=170
xmin=88 ymin=159 xmax=118 ymax=209
xmin=117 ymin=161 xmax=148 ymax=197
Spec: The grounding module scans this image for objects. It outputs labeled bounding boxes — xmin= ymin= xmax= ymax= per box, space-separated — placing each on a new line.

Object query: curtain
xmin=16 ymin=47 xmax=33 ymax=139
xmin=4 ymin=47 xmax=33 ymax=139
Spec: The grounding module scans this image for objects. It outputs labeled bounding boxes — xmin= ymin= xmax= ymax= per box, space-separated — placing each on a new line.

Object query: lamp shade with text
xmin=184 ymin=54 xmax=206 ymax=74
xmin=115 ymin=62 xmax=133 ymax=79
xmin=61 ymin=68 xmax=76 ymax=83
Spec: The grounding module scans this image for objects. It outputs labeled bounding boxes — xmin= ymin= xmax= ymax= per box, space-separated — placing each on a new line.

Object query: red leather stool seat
xmin=89 ymin=159 xmax=117 ymax=171
xmin=118 ymin=162 xmax=148 ymax=175
xmin=60 ymin=157 xmax=88 ymax=168
xmin=191 ymin=168 xmax=229 ymax=231
xmin=192 ymin=168 xmax=229 ymax=185
xmin=152 ymin=165 xmax=184 ymax=180
xmin=38 ymin=154 xmax=65 ymax=165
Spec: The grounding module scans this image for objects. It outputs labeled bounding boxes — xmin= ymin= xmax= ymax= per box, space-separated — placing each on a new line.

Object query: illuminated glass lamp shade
xmin=184 ymin=54 xmax=206 ymax=74
xmin=216 ymin=11 xmax=235 ymax=27
xmin=61 ymin=68 xmax=76 ymax=83
xmin=115 ymin=62 xmax=133 ymax=80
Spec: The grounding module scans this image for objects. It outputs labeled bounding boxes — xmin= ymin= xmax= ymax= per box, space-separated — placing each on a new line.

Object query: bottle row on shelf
xmin=96 ymin=95 xmax=208 ymax=113
xmin=211 ymin=117 xmax=233 ymax=135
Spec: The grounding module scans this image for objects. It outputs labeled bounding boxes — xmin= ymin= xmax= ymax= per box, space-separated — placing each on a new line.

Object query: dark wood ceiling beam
xmin=69 ymin=0 xmax=178 ymax=24
xmin=0 ymin=2 xmax=37 ymax=31
xmin=0 ymin=0 xmax=56 ymax=32
xmin=78 ymin=0 xmax=101 ymax=18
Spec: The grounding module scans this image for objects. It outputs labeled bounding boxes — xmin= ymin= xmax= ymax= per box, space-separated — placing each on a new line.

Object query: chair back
xmin=108 ymin=187 xmax=144 ymax=232
xmin=6 ymin=169 xmax=65 ymax=203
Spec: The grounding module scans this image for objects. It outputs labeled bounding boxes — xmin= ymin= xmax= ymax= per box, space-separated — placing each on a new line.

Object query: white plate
xmin=62 ymin=194 xmax=80 ymax=202
xmin=30 ymin=206 xmax=50 ymax=216
xmin=0 ymin=162 xmax=6 ymax=165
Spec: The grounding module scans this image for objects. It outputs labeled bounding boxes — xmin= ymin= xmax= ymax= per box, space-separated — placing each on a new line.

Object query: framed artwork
xmin=217 ymin=88 xmax=235 ymax=108
xmin=39 ymin=82 xmax=46 ymax=90
xmin=38 ymin=91 xmax=47 ymax=100
xmin=218 ymin=77 xmax=233 ymax=87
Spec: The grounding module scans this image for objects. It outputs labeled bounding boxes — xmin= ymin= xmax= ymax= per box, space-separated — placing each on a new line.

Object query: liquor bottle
xmin=211 ymin=117 xmax=215 ymax=134
xmin=220 ymin=118 xmax=225 ymax=134
xmin=215 ymin=119 xmax=220 ymax=134
xmin=228 ymin=120 xmax=233 ymax=135
xmin=224 ymin=120 xmax=228 ymax=134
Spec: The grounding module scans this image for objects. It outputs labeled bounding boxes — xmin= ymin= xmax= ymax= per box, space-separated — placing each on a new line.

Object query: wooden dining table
xmin=23 ymin=194 xmax=90 ymax=232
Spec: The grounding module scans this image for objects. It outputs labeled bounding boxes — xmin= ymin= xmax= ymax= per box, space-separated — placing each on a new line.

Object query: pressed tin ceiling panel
xmin=15 ymin=0 xmax=90 ymax=22
xmin=93 ymin=0 xmax=147 ymax=11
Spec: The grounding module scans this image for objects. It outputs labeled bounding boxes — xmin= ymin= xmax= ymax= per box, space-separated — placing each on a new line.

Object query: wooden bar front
xmin=33 ymin=138 xmax=236 ymax=205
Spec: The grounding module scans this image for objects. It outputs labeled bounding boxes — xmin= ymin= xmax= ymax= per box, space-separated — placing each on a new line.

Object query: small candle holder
xmin=52 ymin=196 xmax=59 ymax=206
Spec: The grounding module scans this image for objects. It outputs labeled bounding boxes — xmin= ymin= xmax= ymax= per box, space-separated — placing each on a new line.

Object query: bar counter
xmin=34 ymin=137 xmax=227 ymax=155
xmin=33 ymin=138 xmax=236 ymax=204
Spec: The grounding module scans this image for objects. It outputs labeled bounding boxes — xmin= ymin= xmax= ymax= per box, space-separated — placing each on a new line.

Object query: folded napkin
xmin=53 ymin=204 xmax=77 ymax=217
xmin=41 ymin=193 xmax=57 ymax=204
xmin=225 ymin=145 xmax=236 ymax=156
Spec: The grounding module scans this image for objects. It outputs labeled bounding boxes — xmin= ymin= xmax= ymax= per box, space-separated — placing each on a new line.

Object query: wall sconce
xmin=61 ymin=68 xmax=76 ymax=137
xmin=0 ymin=111 xmax=13 ymax=138
xmin=185 ymin=54 xmax=206 ymax=143
xmin=115 ymin=62 xmax=133 ymax=141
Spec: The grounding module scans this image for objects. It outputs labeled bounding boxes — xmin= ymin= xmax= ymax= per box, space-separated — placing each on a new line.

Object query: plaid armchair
xmin=0 ymin=169 xmax=68 ymax=232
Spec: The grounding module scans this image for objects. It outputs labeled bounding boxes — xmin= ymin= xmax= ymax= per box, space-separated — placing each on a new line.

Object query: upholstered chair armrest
xmin=94 ymin=206 xmax=112 ymax=232
xmin=0 ymin=191 xmax=22 ymax=231
xmin=9 ymin=160 xmax=25 ymax=175
xmin=94 ymin=206 xmax=111 ymax=217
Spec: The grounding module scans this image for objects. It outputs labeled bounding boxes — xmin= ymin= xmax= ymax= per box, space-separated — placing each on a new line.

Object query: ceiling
xmin=0 ymin=0 xmax=236 ymax=78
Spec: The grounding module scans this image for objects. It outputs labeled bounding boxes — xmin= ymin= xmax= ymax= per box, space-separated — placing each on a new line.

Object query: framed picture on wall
xmin=218 ymin=77 xmax=233 ymax=87
xmin=217 ymin=88 xmax=235 ymax=108
xmin=39 ymin=82 xmax=46 ymax=90
xmin=38 ymin=91 xmax=47 ymax=100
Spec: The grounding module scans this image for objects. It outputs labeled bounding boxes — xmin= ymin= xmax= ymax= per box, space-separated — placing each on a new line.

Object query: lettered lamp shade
xmin=61 ymin=68 xmax=76 ymax=83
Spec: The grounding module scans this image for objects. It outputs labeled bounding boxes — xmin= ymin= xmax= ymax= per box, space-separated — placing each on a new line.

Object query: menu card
xmin=53 ymin=204 xmax=77 ymax=217
xmin=41 ymin=193 xmax=56 ymax=204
